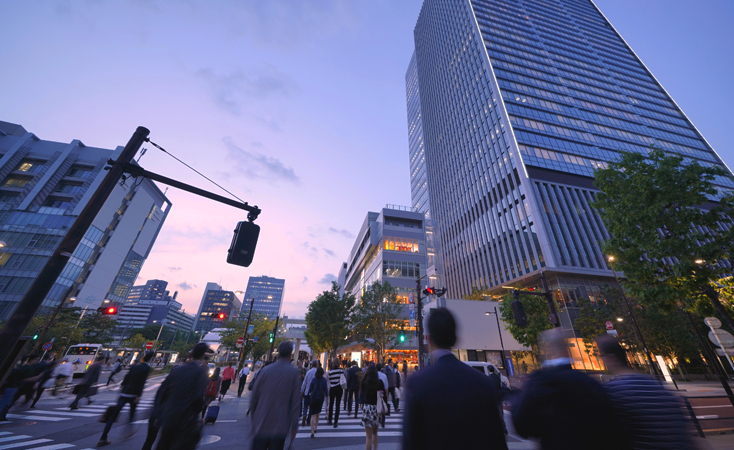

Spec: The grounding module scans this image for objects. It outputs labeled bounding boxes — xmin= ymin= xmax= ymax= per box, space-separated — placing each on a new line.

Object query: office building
xmin=194 ymin=282 xmax=241 ymax=333
xmin=116 ymin=279 xmax=195 ymax=336
xmin=337 ymin=206 xmax=430 ymax=365
xmin=0 ymin=121 xmax=171 ymax=320
xmin=241 ymin=276 xmax=285 ymax=320
xmin=409 ymin=0 xmax=732 ymax=370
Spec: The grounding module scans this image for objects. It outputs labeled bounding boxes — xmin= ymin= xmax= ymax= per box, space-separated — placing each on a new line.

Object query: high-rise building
xmin=410 ymin=0 xmax=731 ymax=369
xmin=117 ymin=279 xmax=195 ymax=338
xmin=241 ymin=276 xmax=285 ymax=320
xmin=406 ymin=52 xmax=431 ymax=219
xmin=0 ymin=121 xmax=171 ymax=320
xmin=194 ymin=282 xmax=241 ymax=333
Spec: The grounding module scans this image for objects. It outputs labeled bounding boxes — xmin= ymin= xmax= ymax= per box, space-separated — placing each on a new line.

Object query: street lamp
xmin=153 ymin=320 xmax=175 ymax=345
xmin=485 ymin=308 xmax=509 ymax=377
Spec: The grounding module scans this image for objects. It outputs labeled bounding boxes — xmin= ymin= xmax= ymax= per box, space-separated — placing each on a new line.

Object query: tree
xmin=462 ymin=287 xmax=490 ymax=300
xmin=498 ymin=293 xmax=553 ymax=362
xmin=79 ymin=313 xmax=117 ymax=344
xmin=304 ymin=282 xmax=356 ymax=359
xmin=122 ymin=333 xmax=146 ymax=350
xmin=592 ymin=148 xmax=734 ymax=331
xmin=351 ymin=281 xmax=402 ymax=363
xmin=24 ymin=308 xmax=84 ymax=358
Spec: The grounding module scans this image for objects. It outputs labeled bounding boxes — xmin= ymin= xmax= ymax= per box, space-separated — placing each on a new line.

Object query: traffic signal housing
xmin=399 ymin=331 xmax=406 ymax=343
xmin=512 ymin=297 xmax=528 ymax=327
xmin=211 ymin=312 xmax=226 ymax=320
xmin=268 ymin=332 xmax=274 ymax=343
xmin=422 ymin=287 xmax=448 ymax=297
xmin=97 ymin=302 xmax=120 ymax=315
xmin=227 ymin=221 xmax=260 ymax=267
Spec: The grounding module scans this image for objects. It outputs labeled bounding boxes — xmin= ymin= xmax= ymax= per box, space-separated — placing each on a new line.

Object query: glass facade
xmin=410 ymin=0 xmax=731 ymax=299
xmin=195 ymin=286 xmax=242 ymax=333
xmin=406 ymin=52 xmax=431 ymax=218
xmin=241 ymin=276 xmax=285 ymax=320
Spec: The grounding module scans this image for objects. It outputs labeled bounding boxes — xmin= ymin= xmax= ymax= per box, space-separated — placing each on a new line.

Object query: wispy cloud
xmin=322 ymin=248 xmax=336 ymax=257
xmin=168 ymin=266 xmax=182 ymax=271
xmin=328 ymin=227 xmax=354 ymax=238
xmin=302 ymin=277 xmax=308 ymax=284
xmin=318 ymin=273 xmax=337 ymax=284
xmin=177 ymin=281 xmax=197 ymax=291
xmin=221 ymin=138 xmax=299 ymax=184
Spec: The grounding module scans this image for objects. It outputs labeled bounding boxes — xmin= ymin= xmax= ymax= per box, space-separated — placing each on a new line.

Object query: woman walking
xmin=361 ymin=364 xmax=385 ymax=450
xmin=219 ymin=363 xmax=235 ymax=400
xmin=327 ymin=359 xmax=345 ymax=427
xmin=307 ymin=367 xmax=329 ymax=438
xmin=202 ymin=367 xmax=221 ymax=418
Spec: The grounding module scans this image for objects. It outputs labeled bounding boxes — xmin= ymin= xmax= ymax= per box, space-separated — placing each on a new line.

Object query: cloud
xmin=168 ymin=266 xmax=182 ymax=271
xmin=177 ymin=281 xmax=197 ymax=291
xmin=328 ymin=227 xmax=354 ymax=238
xmin=322 ymin=248 xmax=336 ymax=257
xmin=302 ymin=277 xmax=308 ymax=284
xmin=196 ymin=64 xmax=298 ymax=116
xmin=318 ymin=273 xmax=337 ymax=284
xmin=221 ymin=138 xmax=299 ymax=184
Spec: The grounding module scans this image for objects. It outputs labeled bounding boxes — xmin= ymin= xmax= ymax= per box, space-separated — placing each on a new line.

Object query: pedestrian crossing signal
xmin=268 ymin=333 xmax=274 ymax=343
xmin=399 ymin=332 xmax=406 ymax=343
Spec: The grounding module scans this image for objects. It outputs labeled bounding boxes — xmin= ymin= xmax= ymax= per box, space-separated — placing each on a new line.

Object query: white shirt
xmin=53 ymin=362 xmax=74 ymax=378
xmin=301 ymin=367 xmax=317 ymax=394
xmin=377 ymin=371 xmax=389 ymax=391
xmin=239 ymin=367 xmax=250 ymax=377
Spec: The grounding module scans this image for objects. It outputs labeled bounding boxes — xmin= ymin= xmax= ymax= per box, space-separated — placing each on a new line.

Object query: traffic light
xmin=97 ymin=302 xmax=119 ymax=315
xmin=399 ymin=331 xmax=406 ymax=343
xmin=512 ymin=299 xmax=528 ymax=327
xmin=422 ymin=287 xmax=448 ymax=297
xmin=268 ymin=333 xmax=274 ymax=343
xmin=227 ymin=221 xmax=260 ymax=267
xmin=32 ymin=334 xmax=38 ymax=340
xmin=211 ymin=312 xmax=226 ymax=320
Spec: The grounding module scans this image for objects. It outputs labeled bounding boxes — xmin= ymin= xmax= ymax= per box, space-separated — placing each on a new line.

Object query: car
xmin=208 ymin=362 xmax=216 ymax=376
xmin=462 ymin=361 xmax=510 ymax=387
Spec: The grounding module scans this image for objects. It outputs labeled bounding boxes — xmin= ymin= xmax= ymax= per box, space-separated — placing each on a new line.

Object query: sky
xmin=1 ymin=0 xmax=732 ymax=319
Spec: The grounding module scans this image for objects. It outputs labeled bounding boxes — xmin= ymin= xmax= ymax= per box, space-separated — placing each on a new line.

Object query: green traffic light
xmin=269 ymin=333 xmax=273 ymax=343
xmin=33 ymin=334 xmax=38 ymax=340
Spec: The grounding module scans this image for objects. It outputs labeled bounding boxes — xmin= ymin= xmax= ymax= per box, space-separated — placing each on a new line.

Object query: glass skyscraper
xmin=241 ymin=276 xmax=285 ymax=320
xmin=409 ymin=0 xmax=731 ymax=337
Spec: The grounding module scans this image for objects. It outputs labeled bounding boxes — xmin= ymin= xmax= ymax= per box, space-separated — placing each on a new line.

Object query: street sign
xmin=709 ymin=330 xmax=734 ymax=348
xmin=410 ymin=319 xmax=415 ymax=328
xmin=705 ymin=317 xmax=722 ymax=328
xmin=248 ymin=325 xmax=254 ymax=334
xmin=409 ymin=303 xmax=414 ymax=310
xmin=253 ymin=336 xmax=259 ymax=342
xmin=606 ymin=330 xmax=618 ymax=336
xmin=409 ymin=293 xmax=414 ymax=304
xmin=237 ymin=337 xmax=245 ymax=345
xmin=410 ymin=309 xmax=415 ymax=319
xmin=605 ymin=320 xmax=614 ymax=330
xmin=42 ymin=342 xmax=52 ymax=351
xmin=145 ymin=342 xmax=154 ymax=350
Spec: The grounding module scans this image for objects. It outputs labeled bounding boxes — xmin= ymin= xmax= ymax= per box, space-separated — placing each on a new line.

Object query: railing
xmin=385 ymin=204 xmax=415 ymax=212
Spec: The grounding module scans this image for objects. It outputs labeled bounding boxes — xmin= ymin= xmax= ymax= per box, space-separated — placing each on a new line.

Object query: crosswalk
xmin=6 ymin=399 xmax=155 ymax=423
xmin=0 ymin=431 xmax=96 ymax=450
xmin=295 ymin=409 xmax=404 ymax=439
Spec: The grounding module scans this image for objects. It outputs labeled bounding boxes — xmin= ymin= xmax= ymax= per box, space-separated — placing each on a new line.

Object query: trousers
xmin=328 ymin=386 xmax=343 ymax=424
xmin=252 ymin=435 xmax=286 ymax=450
xmin=101 ymin=396 xmax=137 ymax=439
xmin=237 ymin=375 xmax=247 ymax=397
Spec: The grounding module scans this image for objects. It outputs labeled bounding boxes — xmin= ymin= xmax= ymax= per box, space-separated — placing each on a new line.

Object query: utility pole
xmin=238 ymin=298 xmax=256 ymax=370
xmin=267 ymin=316 xmax=280 ymax=362
xmin=0 ymin=127 xmax=150 ymax=379
xmin=415 ymin=278 xmax=425 ymax=369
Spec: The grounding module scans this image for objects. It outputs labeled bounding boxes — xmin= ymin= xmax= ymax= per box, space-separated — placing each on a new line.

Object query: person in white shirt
xmin=51 ymin=359 xmax=74 ymax=396
xmin=300 ymin=361 xmax=318 ymax=426
xmin=326 ymin=360 xmax=346 ymax=428
xmin=237 ymin=365 xmax=250 ymax=397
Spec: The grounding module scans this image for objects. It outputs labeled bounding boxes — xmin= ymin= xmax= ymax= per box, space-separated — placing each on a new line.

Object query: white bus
xmin=63 ymin=344 xmax=104 ymax=377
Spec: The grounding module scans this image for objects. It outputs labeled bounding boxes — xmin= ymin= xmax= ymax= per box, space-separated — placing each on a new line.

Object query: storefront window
xmin=383 ymin=237 xmax=420 ymax=253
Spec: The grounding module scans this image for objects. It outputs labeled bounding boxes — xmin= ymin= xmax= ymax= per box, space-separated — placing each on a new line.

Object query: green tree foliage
xmin=122 ymin=333 xmax=147 ymax=350
xmin=25 ymin=308 xmax=84 ymax=358
xmin=218 ymin=313 xmax=281 ymax=362
xmin=498 ymin=293 xmax=553 ymax=362
xmin=79 ymin=313 xmax=117 ymax=344
xmin=304 ymin=282 xmax=356 ymax=358
xmin=462 ymin=287 xmax=490 ymax=300
xmin=351 ymin=281 xmax=402 ymax=363
xmin=592 ymin=148 xmax=734 ymax=330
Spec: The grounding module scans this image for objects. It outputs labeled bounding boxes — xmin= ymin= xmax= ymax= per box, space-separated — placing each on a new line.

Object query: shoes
xmin=96 ymin=440 xmax=111 ymax=447
xmin=333 ymin=423 xmax=338 ymax=428
xmin=310 ymin=433 xmax=314 ymax=438
xmin=70 ymin=405 xmax=78 ymax=410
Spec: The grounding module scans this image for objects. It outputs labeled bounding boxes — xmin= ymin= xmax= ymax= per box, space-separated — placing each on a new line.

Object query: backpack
xmin=310 ymin=378 xmax=325 ymax=405
xmin=205 ymin=380 xmax=218 ymax=397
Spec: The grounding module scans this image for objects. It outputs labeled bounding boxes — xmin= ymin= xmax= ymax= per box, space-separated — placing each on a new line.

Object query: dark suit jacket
xmin=155 ymin=360 xmax=209 ymax=429
xmin=511 ymin=364 xmax=630 ymax=450
xmin=120 ymin=363 xmax=150 ymax=397
xmin=402 ymin=354 xmax=508 ymax=450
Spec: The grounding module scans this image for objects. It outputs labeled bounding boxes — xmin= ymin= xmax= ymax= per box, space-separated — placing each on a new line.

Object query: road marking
xmin=213 ymin=420 xmax=237 ymax=423
xmin=0 ymin=439 xmax=53 ymax=450
xmin=295 ymin=431 xmax=402 ymax=438
xmin=199 ymin=436 xmax=221 ymax=445
xmin=27 ymin=411 xmax=98 ymax=418
xmin=5 ymin=415 xmax=67 ymax=422
xmin=28 ymin=445 xmax=75 ymax=450
xmin=0 ymin=437 xmax=30 ymax=444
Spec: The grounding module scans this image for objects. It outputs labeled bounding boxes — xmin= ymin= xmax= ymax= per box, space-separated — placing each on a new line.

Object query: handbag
xmin=376 ymin=391 xmax=387 ymax=415
xmin=339 ymin=373 xmax=347 ymax=390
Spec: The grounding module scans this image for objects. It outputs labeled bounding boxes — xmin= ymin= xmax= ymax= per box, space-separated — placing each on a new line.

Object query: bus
xmin=63 ymin=344 xmax=104 ymax=377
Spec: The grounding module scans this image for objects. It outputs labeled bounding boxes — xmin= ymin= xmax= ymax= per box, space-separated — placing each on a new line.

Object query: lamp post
xmin=153 ymin=320 xmax=174 ymax=349
xmin=485 ymin=307 xmax=509 ymax=377
xmin=607 ymin=256 xmax=657 ymax=377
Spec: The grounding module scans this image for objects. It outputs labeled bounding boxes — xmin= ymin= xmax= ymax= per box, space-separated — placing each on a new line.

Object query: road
xmin=0 ymin=370 xmax=536 ymax=450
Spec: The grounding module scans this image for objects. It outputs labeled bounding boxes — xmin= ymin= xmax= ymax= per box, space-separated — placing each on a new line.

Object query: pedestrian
xmin=14 ymin=354 xmax=47 ymax=406
xmin=306 ymin=367 xmax=328 ymax=438
xmin=97 ymin=351 xmax=154 ymax=447
xmin=401 ymin=361 xmax=408 ymax=381
xmin=51 ymin=358 xmax=74 ymax=396
xmin=487 ymin=365 xmax=507 ymax=434
xmin=30 ymin=355 xmax=56 ymax=408
xmin=141 ymin=376 xmax=166 ymax=450
xmin=249 ymin=341 xmax=301 ymax=449
xmin=154 ymin=342 xmax=212 ymax=450
xmin=381 ymin=359 xmax=397 ymax=414
xmin=202 ymin=367 xmax=220 ymax=418
xmin=104 ymin=353 xmax=110 ymax=369
xmin=345 ymin=361 xmax=360 ymax=416
xmin=0 ymin=355 xmax=39 ymax=421
xmin=107 ymin=358 xmax=123 ymax=386
xmin=219 ymin=363 xmax=235 ymax=400
xmin=326 ymin=359 xmax=345 ymax=428
xmin=70 ymin=355 xmax=104 ymax=410
xmin=300 ymin=361 xmax=318 ymax=426
xmin=392 ymin=362 xmax=402 ymax=412
xmin=597 ymin=335 xmax=693 ymax=450
xmin=237 ymin=364 xmax=250 ymax=397
xmin=520 ymin=361 xmax=528 ymax=374
xmin=511 ymin=328 xmax=627 ymax=450
xmin=402 ymin=308 xmax=508 ymax=450
xmin=360 ymin=364 xmax=385 ymax=450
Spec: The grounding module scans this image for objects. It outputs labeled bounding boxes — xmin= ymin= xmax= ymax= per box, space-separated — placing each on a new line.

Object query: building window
xmin=43 ymin=198 xmax=71 ymax=209
xmin=0 ymin=192 xmax=19 ymax=203
xmin=15 ymin=160 xmax=44 ymax=173
xmin=66 ymin=167 xmax=94 ymax=179
xmin=54 ymin=182 xmax=84 ymax=195
xmin=382 ymin=260 xmax=422 ymax=278
xmin=383 ymin=237 xmax=420 ymax=253
xmin=2 ymin=177 xmax=29 ymax=188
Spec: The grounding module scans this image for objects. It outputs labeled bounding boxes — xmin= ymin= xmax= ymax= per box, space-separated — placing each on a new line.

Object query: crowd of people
xmin=1 ymin=308 xmax=703 ymax=450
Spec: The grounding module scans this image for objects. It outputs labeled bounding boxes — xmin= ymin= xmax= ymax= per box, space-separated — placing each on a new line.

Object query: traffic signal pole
xmin=415 ymin=277 xmax=425 ymax=369
xmin=267 ymin=316 xmax=280 ymax=362
xmin=238 ymin=298 xmax=256 ymax=371
xmin=0 ymin=127 xmax=150 ymax=381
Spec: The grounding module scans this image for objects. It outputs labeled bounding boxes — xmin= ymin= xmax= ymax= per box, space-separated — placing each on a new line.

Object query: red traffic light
xmin=105 ymin=307 xmax=117 ymax=315
xmin=216 ymin=312 xmax=226 ymax=320
xmin=423 ymin=287 xmax=435 ymax=296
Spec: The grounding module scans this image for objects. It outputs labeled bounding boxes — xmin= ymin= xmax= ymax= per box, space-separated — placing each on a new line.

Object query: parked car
xmin=208 ymin=362 xmax=216 ymax=376
xmin=462 ymin=361 xmax=510 ymax=387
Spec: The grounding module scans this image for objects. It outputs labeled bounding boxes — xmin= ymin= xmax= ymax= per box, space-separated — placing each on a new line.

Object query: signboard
xmin=409 ymin=309 xmax=415 ymax=319
xmin=248 ymin=325 xmax=254 ymax=335
xmin=409 ymin=303 xmax=414 ymax=310
xmin=709 ymin=330 xmax=734 ymax=348
xmin=705 ymin=317 xmax=722 ymax=328
xmin=237 ymin=337 xmax=245 ymax=345
xmin=605 ymin=320 xmax=614 ymax=330
xmin=145 ymin=342 xmax=154 ymax=350
xmin=408 ymin=293 xmax=414 ymax=304
xmin=506 ymin=358 xmax=515 ymax=377
xmin=410 ymin=319 xmax=415 ymax=328
xmin=253 ymin=336 xmax=259 ymax=342
xmin=606 ymin=330 xmax=618 ymax=336
xmin=42 ymin=342 xmax=53 ymax=351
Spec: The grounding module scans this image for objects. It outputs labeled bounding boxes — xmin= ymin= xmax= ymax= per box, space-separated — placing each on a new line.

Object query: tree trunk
xmin=705 ymin=285 xmax=734 ymax=332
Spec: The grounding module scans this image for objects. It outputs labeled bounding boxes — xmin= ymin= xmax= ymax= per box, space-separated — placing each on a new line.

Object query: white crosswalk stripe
xmin=0 ymin=431 xmax=81 ymax=450
xmin=295 ymin=411 xmax=404 ymax=439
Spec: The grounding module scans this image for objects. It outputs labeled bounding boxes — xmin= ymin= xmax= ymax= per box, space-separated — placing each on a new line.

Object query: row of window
xmin=382 ymin=237 xmax=420 ymax=253
xmin=382 ymin=260 xmax=423 ymax=279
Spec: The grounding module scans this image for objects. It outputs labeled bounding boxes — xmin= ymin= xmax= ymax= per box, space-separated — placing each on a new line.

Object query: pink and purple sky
xmin=2 ymin=1 xmax=732 ymax=318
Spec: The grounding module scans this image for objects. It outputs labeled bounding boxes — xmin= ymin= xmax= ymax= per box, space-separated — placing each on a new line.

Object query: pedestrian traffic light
xmin=32 ymin=334 xmax=38 ymax=340
xmin=227 ymin=221 xmax=260 ymax=267
xmin=268 ymin=333 xmax=274 ymax=343
xmin=399 ymin=331 xmax=406 ymax=343
xmin=512 ymin=299 xmax=528 ymax=327
xmin=422 ymin=286 xmax=447 ymax=297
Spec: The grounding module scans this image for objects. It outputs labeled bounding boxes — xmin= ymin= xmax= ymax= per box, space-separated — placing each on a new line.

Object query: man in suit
xmin=154 ymin=343 xmax=212 ymax=450
xmin=250 ymin=341 xmax=301 ymax=450
xmin=70 ymin=356 xmax=104 ymax=410
xmin=97 ymin=351 xmax=154 ymax=447
xmin=511 ymin=328 xmax=629 ymax=450
xmin=402 ymin=308 xmax=507 ymax=450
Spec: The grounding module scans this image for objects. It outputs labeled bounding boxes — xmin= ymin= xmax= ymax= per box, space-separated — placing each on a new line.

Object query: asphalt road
xmin=1 ymin=370 xmax=535 ymax=450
